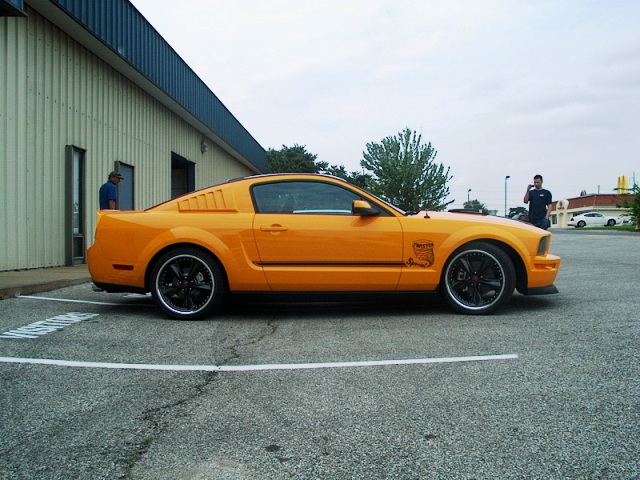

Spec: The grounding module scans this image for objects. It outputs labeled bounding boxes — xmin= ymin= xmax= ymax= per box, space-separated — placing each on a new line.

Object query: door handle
xmin=260 ymin=225 xmax=288 ymax=232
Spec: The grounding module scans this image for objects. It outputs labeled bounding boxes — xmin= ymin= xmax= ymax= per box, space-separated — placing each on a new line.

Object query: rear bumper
xmin=92 ymin=281 xmax=147 ymax=295
xmin=88 ymin=244 xmax=146 ymax=289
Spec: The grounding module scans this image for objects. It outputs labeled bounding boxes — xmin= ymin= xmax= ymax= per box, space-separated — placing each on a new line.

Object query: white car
xmin=568 ymin=212 xmax=617 ymax=227
xmin=618 ymin=214 xmax=635 ymax=226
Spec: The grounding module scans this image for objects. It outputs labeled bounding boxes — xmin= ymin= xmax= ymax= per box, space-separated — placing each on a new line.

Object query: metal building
xmin=0 ymin=0 xmax=266 ymax=271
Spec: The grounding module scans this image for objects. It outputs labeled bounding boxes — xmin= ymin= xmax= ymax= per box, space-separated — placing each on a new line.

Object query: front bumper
xmin=526 ymin=285 xmax=559 ymax=295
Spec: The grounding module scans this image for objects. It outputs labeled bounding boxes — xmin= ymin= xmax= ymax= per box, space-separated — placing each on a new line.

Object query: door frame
xmin=65 ymin=145 xmax=86 ymax=265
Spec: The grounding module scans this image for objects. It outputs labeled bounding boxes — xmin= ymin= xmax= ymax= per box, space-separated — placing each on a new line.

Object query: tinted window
xmin=252 ymin=181 xmax=365 ymax=214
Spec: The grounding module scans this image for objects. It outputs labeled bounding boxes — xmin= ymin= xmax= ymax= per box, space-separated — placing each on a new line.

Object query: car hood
xmin=410 ymin=211 xmax=545 ymax=233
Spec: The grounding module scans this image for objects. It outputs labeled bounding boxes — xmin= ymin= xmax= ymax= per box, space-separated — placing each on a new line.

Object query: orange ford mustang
xmin=88 ymin=174 xmax=560 ymax=319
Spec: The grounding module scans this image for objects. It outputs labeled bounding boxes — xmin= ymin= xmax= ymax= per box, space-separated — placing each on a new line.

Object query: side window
xmin=252 ymin=181 xmax=364 ymax=214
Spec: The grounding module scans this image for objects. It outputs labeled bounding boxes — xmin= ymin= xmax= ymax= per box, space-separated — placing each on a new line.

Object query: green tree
xmin=618 ymin=183 xmax=640 ymax=229
xmin=266 ymin=144 xmax=318 ymax=173
xmin=360 ymin=127 xmax=453 ymax=212
xmin=266 ymin=144 xmax=372 ymax=189
xmin=508 ymin=206 xmax=527 ymax=218
xmin=319 ymin=164 xmax=372 ymax=189
xmin=464 ymin=199 xmax=490 ymax=214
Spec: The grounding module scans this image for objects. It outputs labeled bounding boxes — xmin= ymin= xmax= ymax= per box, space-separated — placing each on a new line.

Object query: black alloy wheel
xmin=150 ymin=247 xmax=226 ymax=320
xmin=442 ymin=241 xmax=515 ymax=315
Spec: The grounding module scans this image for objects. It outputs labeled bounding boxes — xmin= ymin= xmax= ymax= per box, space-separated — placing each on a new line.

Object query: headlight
xmin=537 ymin=236 xmax=549 ymax=255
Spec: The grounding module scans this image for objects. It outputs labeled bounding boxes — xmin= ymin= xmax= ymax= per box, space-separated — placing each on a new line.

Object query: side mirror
xmin=352 ymin=200 xmax=380 ymax=217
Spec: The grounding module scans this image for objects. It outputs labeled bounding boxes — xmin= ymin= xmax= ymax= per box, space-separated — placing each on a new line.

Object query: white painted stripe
xmin=0 ymin=313 xmax=100 ymax=339
xmin=20 ymin=295 xmax=144 ymax=306
xmin=0 ymin=354 xmax=518 ymax=372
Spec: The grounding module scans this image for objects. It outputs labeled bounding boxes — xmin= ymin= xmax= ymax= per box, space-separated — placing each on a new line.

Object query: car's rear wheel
xmin=607 ymin=219 xmax=616 ymax=226
xmin=442 ymin=242 xmax=515 ymax=315
xmin=577 ymin=220 xmax=586 ymax=227
xmin=150 ymin=247 xmax=226 ymax=320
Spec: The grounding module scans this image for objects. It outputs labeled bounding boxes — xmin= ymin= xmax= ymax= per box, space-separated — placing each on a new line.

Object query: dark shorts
xmin=530 ymin=218 xmax=550 ymax=230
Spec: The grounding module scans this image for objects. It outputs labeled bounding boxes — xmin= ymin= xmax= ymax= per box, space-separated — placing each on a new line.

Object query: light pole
xmin=467 ymin=188 xmax=471 ymax=205
xmin=504 ymin=175 xmax=510 ymax=217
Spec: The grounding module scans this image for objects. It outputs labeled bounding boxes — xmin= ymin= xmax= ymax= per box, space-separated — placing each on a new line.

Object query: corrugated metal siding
xmin=0 ymin=7 xmax=254 ymax=271
xmin=1 ymin=13 xmax=29 ymax=268
xmin=52 ymin=0 xmax=266 ymax=171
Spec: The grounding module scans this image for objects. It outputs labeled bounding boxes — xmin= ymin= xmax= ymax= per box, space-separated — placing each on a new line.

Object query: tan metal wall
xmin=0 ymin=8 xmax=254 ymax=271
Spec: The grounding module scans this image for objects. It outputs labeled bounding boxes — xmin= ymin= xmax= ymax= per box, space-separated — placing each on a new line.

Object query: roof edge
xmin=26 ymin=0 xmax=265 ymax=173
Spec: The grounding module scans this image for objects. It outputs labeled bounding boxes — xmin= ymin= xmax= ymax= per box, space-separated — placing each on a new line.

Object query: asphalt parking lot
xmin=1 ymin=230 xmax=639 ymax=480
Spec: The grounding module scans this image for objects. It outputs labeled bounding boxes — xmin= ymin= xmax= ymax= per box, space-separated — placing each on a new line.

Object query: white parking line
xmin=0 ymin=354 xmax=518 ymax=372
xmin=20 ymin=295 xmax=146 ymax=306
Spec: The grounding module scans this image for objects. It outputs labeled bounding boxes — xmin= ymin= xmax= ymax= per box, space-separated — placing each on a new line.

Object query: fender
xmin=437 ymin=224 xmax=535 ymax=262
xmin=139 ymin=226 xmax=267 ymax=291
xmin=140 ymin=225 xmax=231 ymax=259
xmin=397 ymin=217 xmax=538 ymax=291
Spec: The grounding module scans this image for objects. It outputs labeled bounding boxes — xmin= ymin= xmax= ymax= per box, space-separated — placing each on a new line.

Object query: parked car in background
xmin=618 ymin=214 xmax=635 ymax=226
xmin=568 ymin=212 xmax=617 ymax=227
xmin=511 ymin=213 xmax=530 ymax=223
xmin=88 ymin=174 xmax=561 ymax=318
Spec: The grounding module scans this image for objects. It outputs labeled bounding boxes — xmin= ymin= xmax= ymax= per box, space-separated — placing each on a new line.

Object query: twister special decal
xmin=406 ymin=239 xmax=435 ymax=268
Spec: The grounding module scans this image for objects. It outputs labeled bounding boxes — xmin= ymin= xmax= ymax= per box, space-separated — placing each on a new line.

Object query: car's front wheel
xmin=442 ymin=242 xmax=515 ymax=315
xmin=150 ymin=247 xmax=226 ymax=320
xmin=607 ymin=219 xmax=616 ymax=226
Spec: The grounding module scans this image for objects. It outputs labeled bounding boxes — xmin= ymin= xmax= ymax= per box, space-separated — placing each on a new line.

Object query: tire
xmin=607 ymin=219 xmax=616 ymax=226
xmin=577 ymin=220 xmax=586 ymax=228
xmin=150 ymin=247 xmax=226 ymax=320
xmin=442 ymin=242 xmax=515 ymax=315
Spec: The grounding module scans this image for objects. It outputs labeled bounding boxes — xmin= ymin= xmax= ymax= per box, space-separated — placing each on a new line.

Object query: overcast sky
xmin=130 ymin=0 xmax=639 ymax=214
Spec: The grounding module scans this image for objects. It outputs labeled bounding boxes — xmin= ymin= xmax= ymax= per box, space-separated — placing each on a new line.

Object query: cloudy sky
xmin=130 ymin=0 xmax=639 ymax=214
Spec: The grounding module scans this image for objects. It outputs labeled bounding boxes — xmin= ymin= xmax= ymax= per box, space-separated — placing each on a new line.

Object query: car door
xmin=251 ymin=179 xmax=403 ymax=291
xmin=587 ymin=213 xmax=603 ymax=225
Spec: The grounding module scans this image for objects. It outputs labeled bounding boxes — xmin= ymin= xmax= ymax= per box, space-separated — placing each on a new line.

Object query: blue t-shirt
xmin=99 ymin=180 xmax=118 ymax=209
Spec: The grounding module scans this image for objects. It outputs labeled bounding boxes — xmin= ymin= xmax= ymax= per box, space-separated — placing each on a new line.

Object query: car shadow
xmin=221 ymin=291 xmax=449 ymax=317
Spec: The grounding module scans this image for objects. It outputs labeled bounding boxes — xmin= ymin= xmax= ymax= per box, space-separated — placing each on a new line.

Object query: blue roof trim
xmin=1 ymin=0 xmax=28 ymax=16
xmin=51 ymin=0 xmax=266 ymax=171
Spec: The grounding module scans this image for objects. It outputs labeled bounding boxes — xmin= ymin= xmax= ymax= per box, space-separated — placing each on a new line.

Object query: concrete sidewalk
xmin=0 ymin=265 xmax=91 ymax=299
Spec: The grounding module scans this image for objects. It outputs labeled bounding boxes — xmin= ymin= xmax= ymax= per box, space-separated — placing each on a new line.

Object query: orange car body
xmin=88 ymin=174 xmax=560 ymax=317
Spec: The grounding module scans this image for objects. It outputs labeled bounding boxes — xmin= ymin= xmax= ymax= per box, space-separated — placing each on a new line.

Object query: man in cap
xmin=99 ymin=170 xmax=124 ymax=210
